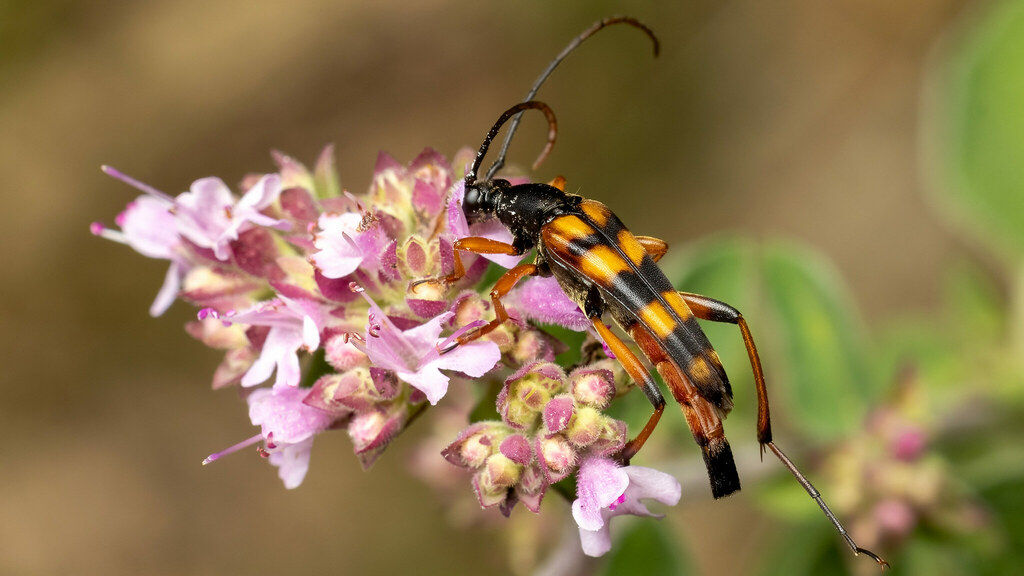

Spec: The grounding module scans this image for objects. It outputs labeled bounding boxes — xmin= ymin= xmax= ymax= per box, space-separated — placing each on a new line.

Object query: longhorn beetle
xmin=415 ymin=17 xmax=888 ymax=568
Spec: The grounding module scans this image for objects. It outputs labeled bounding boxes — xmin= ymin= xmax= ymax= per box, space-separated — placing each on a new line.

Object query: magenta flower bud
xmin=499 ymin=434 xmax=533 ymax=466
xmin=450 ymin=292 xmax=489 ymax=328
xmin=397 ymin=236 xmax=434 ymax=278
xmin=279 ymin=186 xmax=319 ymax=223
xmin=498 ymin=361 xmax=567 ymax=429
xmin=347 ymin=404 xmax=407 ymax=468
xmin=874 ymin=498 xmax=917 ymax=537
xmin=304 ymin=372 xmax=356 ymax=415
xmin=510 ymin=329 xmax=554 ymax=365
xmin=324 ymin=333 xmax=370 ymax=372
xmin=890 ymin=427 xmax=927 ymax=462
xmin=408 ymin=148 xmax=453 ymax=220
xmin=537 ymin=434 xmax=577 ymax=483
xmin=543 ymin=394 xmax=575 ymax=433
xmin=306 ymin=367 xmax=378 ymax=411
xmin=567 ymin=406 xmax=603 ymax=447
xmin=570 ymin=368 xmax=616 ymax=409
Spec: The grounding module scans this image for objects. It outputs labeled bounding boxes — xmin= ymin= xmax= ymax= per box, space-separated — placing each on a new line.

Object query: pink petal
xmin=572 ymin=456 xmax=629 ymax=531
xmin=149 ymin=261 xmax=184 ymax=317
xmin=433 ymin=339 xmax=501 ymax=378
xmin=397 ymin=364 xmax=450 ymax=406
xmin=506 ymin=276 xmax=590 ymax=331
xmin=579 ymin=525 xmax=613 ymax=557
xmin=270 ymin=438 xmax=313 ymax=489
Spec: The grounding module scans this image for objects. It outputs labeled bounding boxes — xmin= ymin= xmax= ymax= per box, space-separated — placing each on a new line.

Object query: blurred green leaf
xmin=761 ymin=240 xmax=874 ymax=438
xmin=601 ymin=519 xmax=691 ymax=576
xmin=754 ymin=473 xmax=821 ymax=523
xmin=928 ymin=0 xmax=1024 ymax=257
xmin=668 ymin=236 xmax=759 ymax=432
xmin=667 ymin=237 xmax=873 ymax=439
xmin=757 ymin=522 xmax=846 ymax=576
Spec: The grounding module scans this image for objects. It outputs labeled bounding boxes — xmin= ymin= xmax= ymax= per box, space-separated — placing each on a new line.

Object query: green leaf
xmin=666 ymin=237 xmax=872 ymax=440
xmin=926 ymin=0 xmax=1024 ymax=258
xmin=760 ymin=240 xmax=873 ymax=438
xmin=667 ymin=236 xmax=760 ymax=431
xmin=601 ymin=519 xmax=691 ymax=576
xmin=757 ymin=522 xmax=846 ymax=576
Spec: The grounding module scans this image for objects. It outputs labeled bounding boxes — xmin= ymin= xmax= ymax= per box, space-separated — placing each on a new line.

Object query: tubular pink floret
xmin=202 ymin=433 xmax=263 ymax=465
xmin=101 ymin=165 xmax=175 ymax=202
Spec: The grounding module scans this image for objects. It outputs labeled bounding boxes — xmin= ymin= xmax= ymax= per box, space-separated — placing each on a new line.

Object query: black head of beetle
xmin=460 ymin=100 xmax=578 ymax=253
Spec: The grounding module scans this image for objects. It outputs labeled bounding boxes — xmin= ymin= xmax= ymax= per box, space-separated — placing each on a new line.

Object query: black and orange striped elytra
xmin=413 ymin=18 xmax=888 ymax=569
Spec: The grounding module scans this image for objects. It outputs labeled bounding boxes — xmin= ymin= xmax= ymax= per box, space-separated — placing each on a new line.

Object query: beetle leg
xmin=591 ymin=319 xmax=665 ymax=464
xmin=676 ymin=292 xmax=772 ymax=447
xmin=547 ymin=175 xmax=567 ymax=191
xmin=439 ymin=263 xmax=538 ymax=353
xmin=410 ymin=236 xmax=522 ymax=294
xmin=634 ymin=235 xmax=668 ymax=263
xmin=676 ymin=291 xmax=888 ymax=565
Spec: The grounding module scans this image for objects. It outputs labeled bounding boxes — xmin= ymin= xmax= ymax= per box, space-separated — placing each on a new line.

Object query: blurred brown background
xmin=0 ymin=0 xmax=977 ymax=574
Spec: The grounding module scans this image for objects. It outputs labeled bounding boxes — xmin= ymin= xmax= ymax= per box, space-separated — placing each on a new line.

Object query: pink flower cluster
xmin=93 ymin=146 xmax=682 ymax=556
xmin=442 ymin=361 xmax=681 ymax=555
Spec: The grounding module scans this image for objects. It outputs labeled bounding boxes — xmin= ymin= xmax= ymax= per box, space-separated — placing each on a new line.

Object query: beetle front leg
xmin=439 ymin=262 xmax=538 ymax=354
xmin=410 ymin=236 xmax=522 ymax=294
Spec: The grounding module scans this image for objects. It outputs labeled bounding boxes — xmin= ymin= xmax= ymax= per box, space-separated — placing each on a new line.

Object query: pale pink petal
xmin=149 ymin=261 xmax=185 ymax=317
xmin=247 ymin=385 xmax=334 ymax=444
xmin=572 ymin=456 xmax=629 ymax=531
xmin=241 ymin=325 xmax=303 ymax=388
xmin=270 ymin=438 xmax=313 ymax=489
xmin=397 ymin=364 xmax=450 ymax=405
xmin=579 ymin=526 xmax=613 ymax=557
xmin=506 ymin=276 xmax=590 ymax=331
xmin=432 ymin=340 xmax=501 ymax=377
xmin=121 ymin=196 xmax=178 ymax=259
xmin=310 ymin=212 xmax=363 ymax=278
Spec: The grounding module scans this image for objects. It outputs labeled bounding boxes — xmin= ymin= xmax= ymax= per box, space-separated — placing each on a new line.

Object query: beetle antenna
xmin=466 ymin=101 xmax=557 ymax=186
xmin=484 ymin=16 xmax=659 ymax=181
xmin=766 ymin=442 xmax=890 ymax=569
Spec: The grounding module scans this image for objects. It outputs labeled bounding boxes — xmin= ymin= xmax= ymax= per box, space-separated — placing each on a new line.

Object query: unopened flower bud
xmin=499 ymin=434 xmax=533 ymax=466
xmin=567 ymin=406 xmax=604 ymax=447
xmin=483 ymin=453 xmax=522 ymax=490
xmin=498 ymin=362 xmax=567 ymax=429
xmin=442 ymin=422 xmax=508 ymax=469
xmin=543 ymin=395 xmax=575 ymax=433
xmin=324 ymin=334 xmax=369 ymax=371
xmin=397 ymin=236 xmax=435 ymax=278
xmin=348 ymin=404 xmax=407 ymax=468
xmin=537 ymin=434 xmax=577 ymax=483
xmin=473 ymin=470 xmax=509 ymax=509
xmin=570 ymin=368 xmax=616 ymax=409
